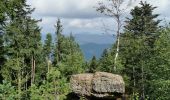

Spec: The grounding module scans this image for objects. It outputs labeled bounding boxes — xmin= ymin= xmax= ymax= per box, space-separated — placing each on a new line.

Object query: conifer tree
xmin=0 ymin=0 xmax=6 ymax=83
xmin=1 ymin=0 xmax=42 ymax=98
xmin=89 ymin=56 xmax=98 ymax=73
xmin=120 ymin=1 xmax=160 ymax=98
xmin=0 ymin=33 xmax=4 ymax=83
xmin=53 ymin=20 xmax=84 ymax=77
xmin=43 ymin=33 xmax=53 ymax=73
xmin=0 ymin=81 xmax=18 ymax=99
xmin=64 ymin=33 xmax=84 ymax=75
xmin=148 ymin=27 xmax=170 ymax=99
xmin=54 ymin=19 xmax=64 ymax=65
xmin=98 ymin=49 xmax=113 ymax=72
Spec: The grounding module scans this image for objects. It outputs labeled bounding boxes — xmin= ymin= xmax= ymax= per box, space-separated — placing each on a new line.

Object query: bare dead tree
xmin=96 ymin=0 xmax=137 ymax=71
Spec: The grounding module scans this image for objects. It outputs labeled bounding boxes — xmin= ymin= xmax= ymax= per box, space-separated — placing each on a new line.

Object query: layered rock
xmin=70 ymin=72 xmax=125 ymax=98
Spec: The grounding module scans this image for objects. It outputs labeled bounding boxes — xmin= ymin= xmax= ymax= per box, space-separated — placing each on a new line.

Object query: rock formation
xmin=70 ymin=72 xmax=125 ymax=99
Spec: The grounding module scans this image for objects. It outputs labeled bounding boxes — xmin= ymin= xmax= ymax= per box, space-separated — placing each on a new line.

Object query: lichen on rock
xmin=70 ymin=72 xmax=125 ymax=98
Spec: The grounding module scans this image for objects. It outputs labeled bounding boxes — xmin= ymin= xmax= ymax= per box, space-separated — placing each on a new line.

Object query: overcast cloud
xmin=27 ymin=0 xmax=170 ymax=35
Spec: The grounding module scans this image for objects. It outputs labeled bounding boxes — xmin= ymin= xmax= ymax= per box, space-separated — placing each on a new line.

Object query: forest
xmin=0 ymin=0 xmax=170 ymax=100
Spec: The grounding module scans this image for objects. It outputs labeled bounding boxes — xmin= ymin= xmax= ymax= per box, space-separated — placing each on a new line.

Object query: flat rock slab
xmin=70 ymin=72 xmax=125 ymax=98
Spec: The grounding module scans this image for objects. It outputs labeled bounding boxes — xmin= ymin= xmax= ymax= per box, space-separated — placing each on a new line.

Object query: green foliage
xmin=53 ymin=20 xmax=84 ymax=77
xmin=0 ymin=0 xmax=170 ymax=99
xmin=43 ymin=33 xmax=53 ymax=59
xmin=119 ymin=1 xmax=160 ymax=97
xmin=30 ymin=68 xmax=70 ymax=100
xmin=0 ymin=80 xmax=18 ymax=99
xmin=98 ymin=49 xmax=113 ymax=72
xmin=42 ymin=33 xmax=53 ymax=78
xmin=88 ymin=56 xmax=98 ymax=73
xmin=0 ymin=1 xmax=6 ymax=24
xmin=118 ymin=2 xmax=170 ymax=99
xmin=0 ymin=0 xmax=8 ymax=83
xmin=149 ymin=80 xmax=170 ymax=100
xmin=4 ymin=9 xmax=42 ymax=86
xmin=97 ymin=46 xmax=125 ymax=75
xmin=149 ymin=27 xmax=170 ymax=80
xmin=130 ymin=93 xmax=140 ymax=100
xmin=146 ymin=27 xmax=170 ymax=100
xmin=0 ymin=0 xmax=44 ymax=99
xmin=0 ymin=23 xmax=5 ymax=83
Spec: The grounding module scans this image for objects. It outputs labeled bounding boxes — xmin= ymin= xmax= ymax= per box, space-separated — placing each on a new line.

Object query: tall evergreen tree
xmin=43 ymin=33 xmax=52 ymax=59
xmin=120 ymin=1 xmax=160 ymax=98
xmin=88 ymin=56 xmax=98 ymax=73
xmin=0 ymin=32 xmax=4 ymax=82
xmin=53 ymin=19 xmax=64 ymax=65
xmin=53 ymin=20 xmax=84 ymax=77
xmin=0 ymin=0 xmax=6 ymax=83
xmin=64 ymin=33 xmax=84 ymax=75
xmin=0 ymin=0 xmax=42 ymax=98
xmin=147 ymin=26 xmax=170 ymax=99
xmin=98 ymin=49 xmax=113 ymax=72
xmin=43 ymin=33 xmax=53 ymax=73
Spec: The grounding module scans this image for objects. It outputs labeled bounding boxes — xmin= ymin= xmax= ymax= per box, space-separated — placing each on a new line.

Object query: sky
xmin=27 ymin=0 xmax=170 ymax=35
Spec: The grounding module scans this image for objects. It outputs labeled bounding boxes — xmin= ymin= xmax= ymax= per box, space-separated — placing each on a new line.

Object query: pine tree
xmin=43 ymin=33 xmax=53 ymax=73
xmin=89 ymin=56 xmax=98 ymax=73
xmin=98 ymin=46 xmax=124 ymax=74
xmin=53 ymin=20 xmax=84 ymax=77
xmin=0 ymin=32 xmax=4 ymax=83
xmin=124 ymin=1 xmax=160 ymax=46
xmin=0 ymin=0 xmax=6 ymax=83
xmin=120 ymin=1 xmax=160 ymax=98
xmin=30 ymin=68 xmax=70 ymax=100
xmin=53 ymin=19 xmax=64 ymax=65
xmin=98 ymin=49 xmax=113 ymax=72
xmin=1 ymin=0 xmax=42 ymax=98
xmin=0 ymin=80 xmax=18 ymax=99
xmin=64 ymin=33 xmax=84 ymax=75
xmin=44 ymin=33 xmax=53 ymax=59
xmin=147 ymin=27 xmax=170 ymax=99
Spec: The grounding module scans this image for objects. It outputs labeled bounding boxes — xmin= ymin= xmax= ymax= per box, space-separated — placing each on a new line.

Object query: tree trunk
xmin=31 ymin=56 xmax=33 ymax=85
xmin=31 ymin=55 xmax=35 ymax=85
xmin=18 ymin=72 xmax=22 ymax=99
xmin=47 ymin=57 xmax=51 ymax=73
xmin=54 ymin=78 xmax=58 ymax=100
xmin=133 ymin=66 xmax=136 ymax=96
xmin=141 ymin=63 xmax=145 ymax=99
xmin=25 ymin=72 xmax=28 ymax=90
xmin=17 ymin=53 xmax=22 ymax=99
xmin=33 ymin=58 xmax=35 ymax=83
xmin=114 ymin=17 xmax=121 ymax=71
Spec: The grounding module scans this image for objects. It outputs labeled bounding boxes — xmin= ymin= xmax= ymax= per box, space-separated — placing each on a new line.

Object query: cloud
xmin=28 ymin=0 xmax=170 ymax=19
xmin=29 ymin=0 xmax=104 ymax=19
xmin=38 ymin=17 xmax=57 ymax=34
xmin=68 ymin=19 xmax=100 ymax=28
xmin=27 ymin=0 xmax=170 ymax=35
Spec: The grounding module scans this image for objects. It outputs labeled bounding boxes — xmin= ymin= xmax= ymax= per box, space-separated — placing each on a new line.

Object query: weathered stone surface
xmin=70 ymin=73 xmax=93 ymax=96
xmin=70 ymin=72 xmax=125 ymax=98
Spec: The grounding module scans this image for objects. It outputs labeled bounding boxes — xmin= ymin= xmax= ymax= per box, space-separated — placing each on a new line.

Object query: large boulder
xmin=70 ymin=72 xmax=125 ymax=98
xmin=70 ymin=73 xmax=93 ymax=96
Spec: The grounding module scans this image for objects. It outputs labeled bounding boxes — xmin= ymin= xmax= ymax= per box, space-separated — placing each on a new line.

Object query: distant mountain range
xmin=80 ymin=43 xmax=112 ymax=60
xmin=74 ymin=33 xmax=115 ymax=45
xmin=74 ymin=33 xmax=115 ymax=60
xmin=42 ymin=33 xmax=115 ymax=60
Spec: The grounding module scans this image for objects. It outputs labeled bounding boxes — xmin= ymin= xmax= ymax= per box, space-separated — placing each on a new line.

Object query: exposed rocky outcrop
xmin=70 ymin=73 xmax=93 ymax=96
xmin=70 ymin=72 xmax=125 ymax=99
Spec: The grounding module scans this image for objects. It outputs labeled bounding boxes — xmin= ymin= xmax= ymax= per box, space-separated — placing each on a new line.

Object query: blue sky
xmin=27 ymin=0 xmax=170 ymax=35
